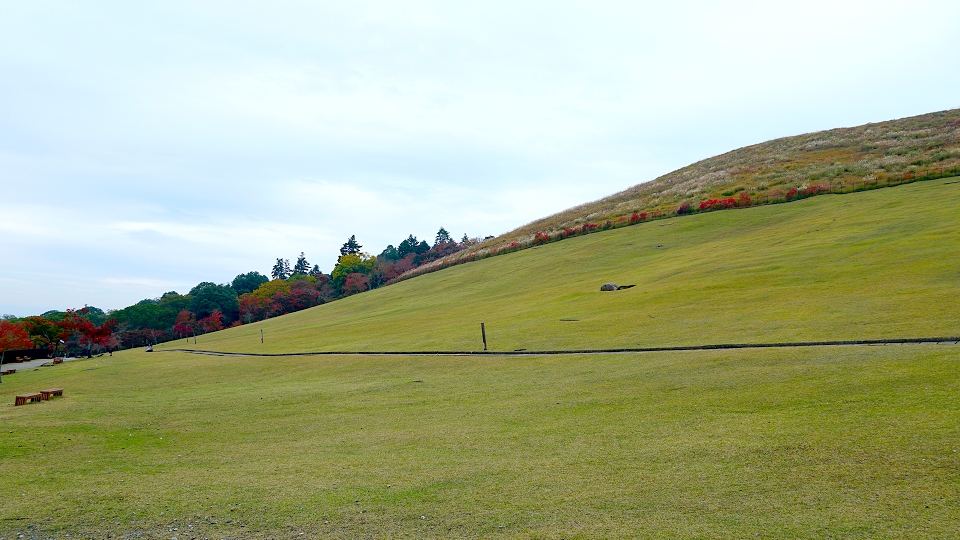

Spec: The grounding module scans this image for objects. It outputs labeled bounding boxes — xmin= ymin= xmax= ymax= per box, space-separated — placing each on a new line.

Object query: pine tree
xmin=340 ymin=235 xmax=362 ymax=257
xmin=292 ymin=252 xmax=310 ymax=275
xmin=434 ymin=227 xmax=452 ymax=246
xmin=310 ymin=264 xmax=322 ymax=277
xmin=271 ymin=258 xmax=291 ymax=280
xmin=462 ymin=233 xmax=469 ymax=243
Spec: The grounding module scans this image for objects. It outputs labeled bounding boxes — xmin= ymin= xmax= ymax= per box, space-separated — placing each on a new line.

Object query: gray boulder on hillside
xmin=600 ymin=283 xmax=619 ymax=291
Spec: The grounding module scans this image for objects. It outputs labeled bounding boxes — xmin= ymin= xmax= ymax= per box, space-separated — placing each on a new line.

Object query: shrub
xmin=786 ymin=188 xmax=799 ymax=200
xmin=737 ymin=192 xmax=751 ymax=207
xmin=677 ymin=203 xmax=693 ymax=215
xmin=533 ymin=232 xmax=550 ymax=245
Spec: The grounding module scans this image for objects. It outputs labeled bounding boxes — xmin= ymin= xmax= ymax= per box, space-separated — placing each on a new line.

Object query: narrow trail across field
xmin=162 ymin=336 xmax=960 ymax=358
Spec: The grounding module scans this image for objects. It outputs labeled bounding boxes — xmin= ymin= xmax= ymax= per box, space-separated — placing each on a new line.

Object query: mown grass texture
xmin=2 ymin=345 xmax=959 ymax=538
xmin=2 ymin=178 xmax=959 ymax=538
xmin=164 ymin=177 xmax=960 ymax=355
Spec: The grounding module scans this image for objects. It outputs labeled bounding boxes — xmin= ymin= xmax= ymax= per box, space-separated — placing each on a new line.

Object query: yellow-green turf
xmin=164 ymin=177 xmax=960 ymax=354
xmin=2 ymin=178 xmax=959 ymax=538
xmin=2 ymin=345 xmax=959 ymax=538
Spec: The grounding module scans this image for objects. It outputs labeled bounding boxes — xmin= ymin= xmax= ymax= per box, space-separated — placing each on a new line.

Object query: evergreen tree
xmin=271 ymin=258 xmax=291 ymax=280
xmin=378 ymin=244 xmax=399 ymax=261
xmin=397 ymin=235 xmax=418 ymax=258
xmin=462 ymin=233 xmax=469 ymax=243
xmin=434 ymin=227 xmax=452 ymax=246
xmin=340 ymin=235 xmax=362 ymax=257
xmin=231 ymin=271 xmax=269 ymax=295
xmin=292 ymin=252 xmax=310 ymax=275
xmin=310 ymin=264 xmax=322 ymax=277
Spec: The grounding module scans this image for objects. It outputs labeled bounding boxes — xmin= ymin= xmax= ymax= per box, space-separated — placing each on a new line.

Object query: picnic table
xmin=40 ymin=388 xmax=64 ymax=400
xmin=15 ymin=393 xmax=42 ymax=406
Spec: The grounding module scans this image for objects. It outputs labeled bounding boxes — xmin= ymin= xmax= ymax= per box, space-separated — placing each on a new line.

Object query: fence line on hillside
xmin=163 ymin=336 xmax=960 ymax=358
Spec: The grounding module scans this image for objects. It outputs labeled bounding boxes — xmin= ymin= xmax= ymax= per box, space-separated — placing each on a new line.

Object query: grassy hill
xmin=414 ymin=108 xmax=960 ymax=274
xmin=3 ymin=146 xmax=960 ymax=537
xmin=160 ymin=176 xmax=960 ymax=354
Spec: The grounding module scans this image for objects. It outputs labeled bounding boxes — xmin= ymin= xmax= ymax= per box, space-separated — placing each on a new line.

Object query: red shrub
xmin=199 ymin=311 xmax=224 ymax=333
xmin=786 ymin=188 xmax=799 ymax=199
xmin=801 ymin=185 xmax=829 ymax=196
xmin=582 ymin=222 xmax=599 ymax=233
xmin=737 ymin=192 xmax=751 ymax=207
xmin=343 ymin=273 xmax=371 ymax=296
xmin=677 ymin=203 xmax=693 ymax=215
xmin=533 ymin=232 xmax=550 ymax=245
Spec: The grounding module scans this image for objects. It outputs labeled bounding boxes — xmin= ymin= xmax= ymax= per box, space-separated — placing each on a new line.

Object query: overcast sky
xmin=1 ymin=1 xmax=958 ymax=316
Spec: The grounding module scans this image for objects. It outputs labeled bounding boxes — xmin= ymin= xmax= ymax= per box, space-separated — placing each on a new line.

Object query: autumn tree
xmin=343 ymin=273 xmax=371 ymax=296
xmin=331 ymin=253 xmax=376 ymax=290
xmin=0 ymin=320 xmax=33 ymax=352
xmin=21 ymin=316 xmax=68 ymax=349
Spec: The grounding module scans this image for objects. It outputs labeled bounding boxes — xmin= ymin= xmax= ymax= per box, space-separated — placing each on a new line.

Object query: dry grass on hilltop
xmin=404 ymin=109 xmax=959 ymax=278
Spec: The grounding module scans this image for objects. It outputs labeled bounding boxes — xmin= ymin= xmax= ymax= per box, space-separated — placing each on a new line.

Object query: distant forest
xmin=0 ymin=228 xmax=481 ymax=356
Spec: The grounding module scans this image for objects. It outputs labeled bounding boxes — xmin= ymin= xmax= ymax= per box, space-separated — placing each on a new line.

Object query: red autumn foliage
xmin=801 ymin=185 xmax=830 ymax=196
xmin=533 ymin=232 xmax=550 ymax=245
xmin=343 ymin=273 xmax=370 ymax=296
xmin=699 ymin=198 xmax=737 ymax=211
xmin=199 ymin=311 xmax=224 ymax=332
xmin=0 ymin=320 xmax=34 ymax=351
xmin=737 ymin=192 xmax=751 ymax=206
xmin=786 ymin=188 xmax=799 ymax=199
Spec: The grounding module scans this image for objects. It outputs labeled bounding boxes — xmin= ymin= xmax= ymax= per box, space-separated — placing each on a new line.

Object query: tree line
xmin=0 ymin=228 xmax=478 ymax=357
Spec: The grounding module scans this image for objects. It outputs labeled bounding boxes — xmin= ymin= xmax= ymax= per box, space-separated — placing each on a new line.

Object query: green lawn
xmin=3 ymin=178 xmax=959 ymax=538
xmin=2 ymin=345 xmax=959 ymax=538
xmin=164 ymin=177 xmax=960 ymax=354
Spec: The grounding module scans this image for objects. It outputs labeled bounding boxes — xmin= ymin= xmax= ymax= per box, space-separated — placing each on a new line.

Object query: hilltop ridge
xmin=401 ymin=109 xmax=959 ymax=279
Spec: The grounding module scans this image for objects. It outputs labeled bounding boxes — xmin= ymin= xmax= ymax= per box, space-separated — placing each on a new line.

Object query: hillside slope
xmin=395 ymin=109 xmax=958 ymax=275
xmin=160 ymin=177 xmax=960 ymax=354
xmin=507 ymin=109 xmax=959 ymax=233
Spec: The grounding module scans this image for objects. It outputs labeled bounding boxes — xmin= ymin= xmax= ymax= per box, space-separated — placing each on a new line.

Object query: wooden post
xmin=260 ymin=329 xmax=264 ymax=344
xmin=481 ymin=322 xmax=487 ymax=351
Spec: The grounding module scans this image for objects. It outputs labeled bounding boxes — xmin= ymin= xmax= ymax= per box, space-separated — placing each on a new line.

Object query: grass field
xmin=3 ymin=178 xmax=960 ymax=538
xmin=163 ymin=177 xmax=960 ymax=354
xmin=3 ymin=345 xmax=959 ymax=538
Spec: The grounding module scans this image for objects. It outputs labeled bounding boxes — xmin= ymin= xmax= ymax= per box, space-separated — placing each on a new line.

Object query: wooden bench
xmin=15 ymin=393 xmax=42 ymax=406
xmin=0 ymin=369 xmax=15 ymax=376
xmin=40 ymin=388 xmax=64 ymax=400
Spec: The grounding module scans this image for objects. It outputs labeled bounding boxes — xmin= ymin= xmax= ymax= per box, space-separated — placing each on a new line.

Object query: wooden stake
xmin=481 ymin=322 xmax=487 ymax=351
